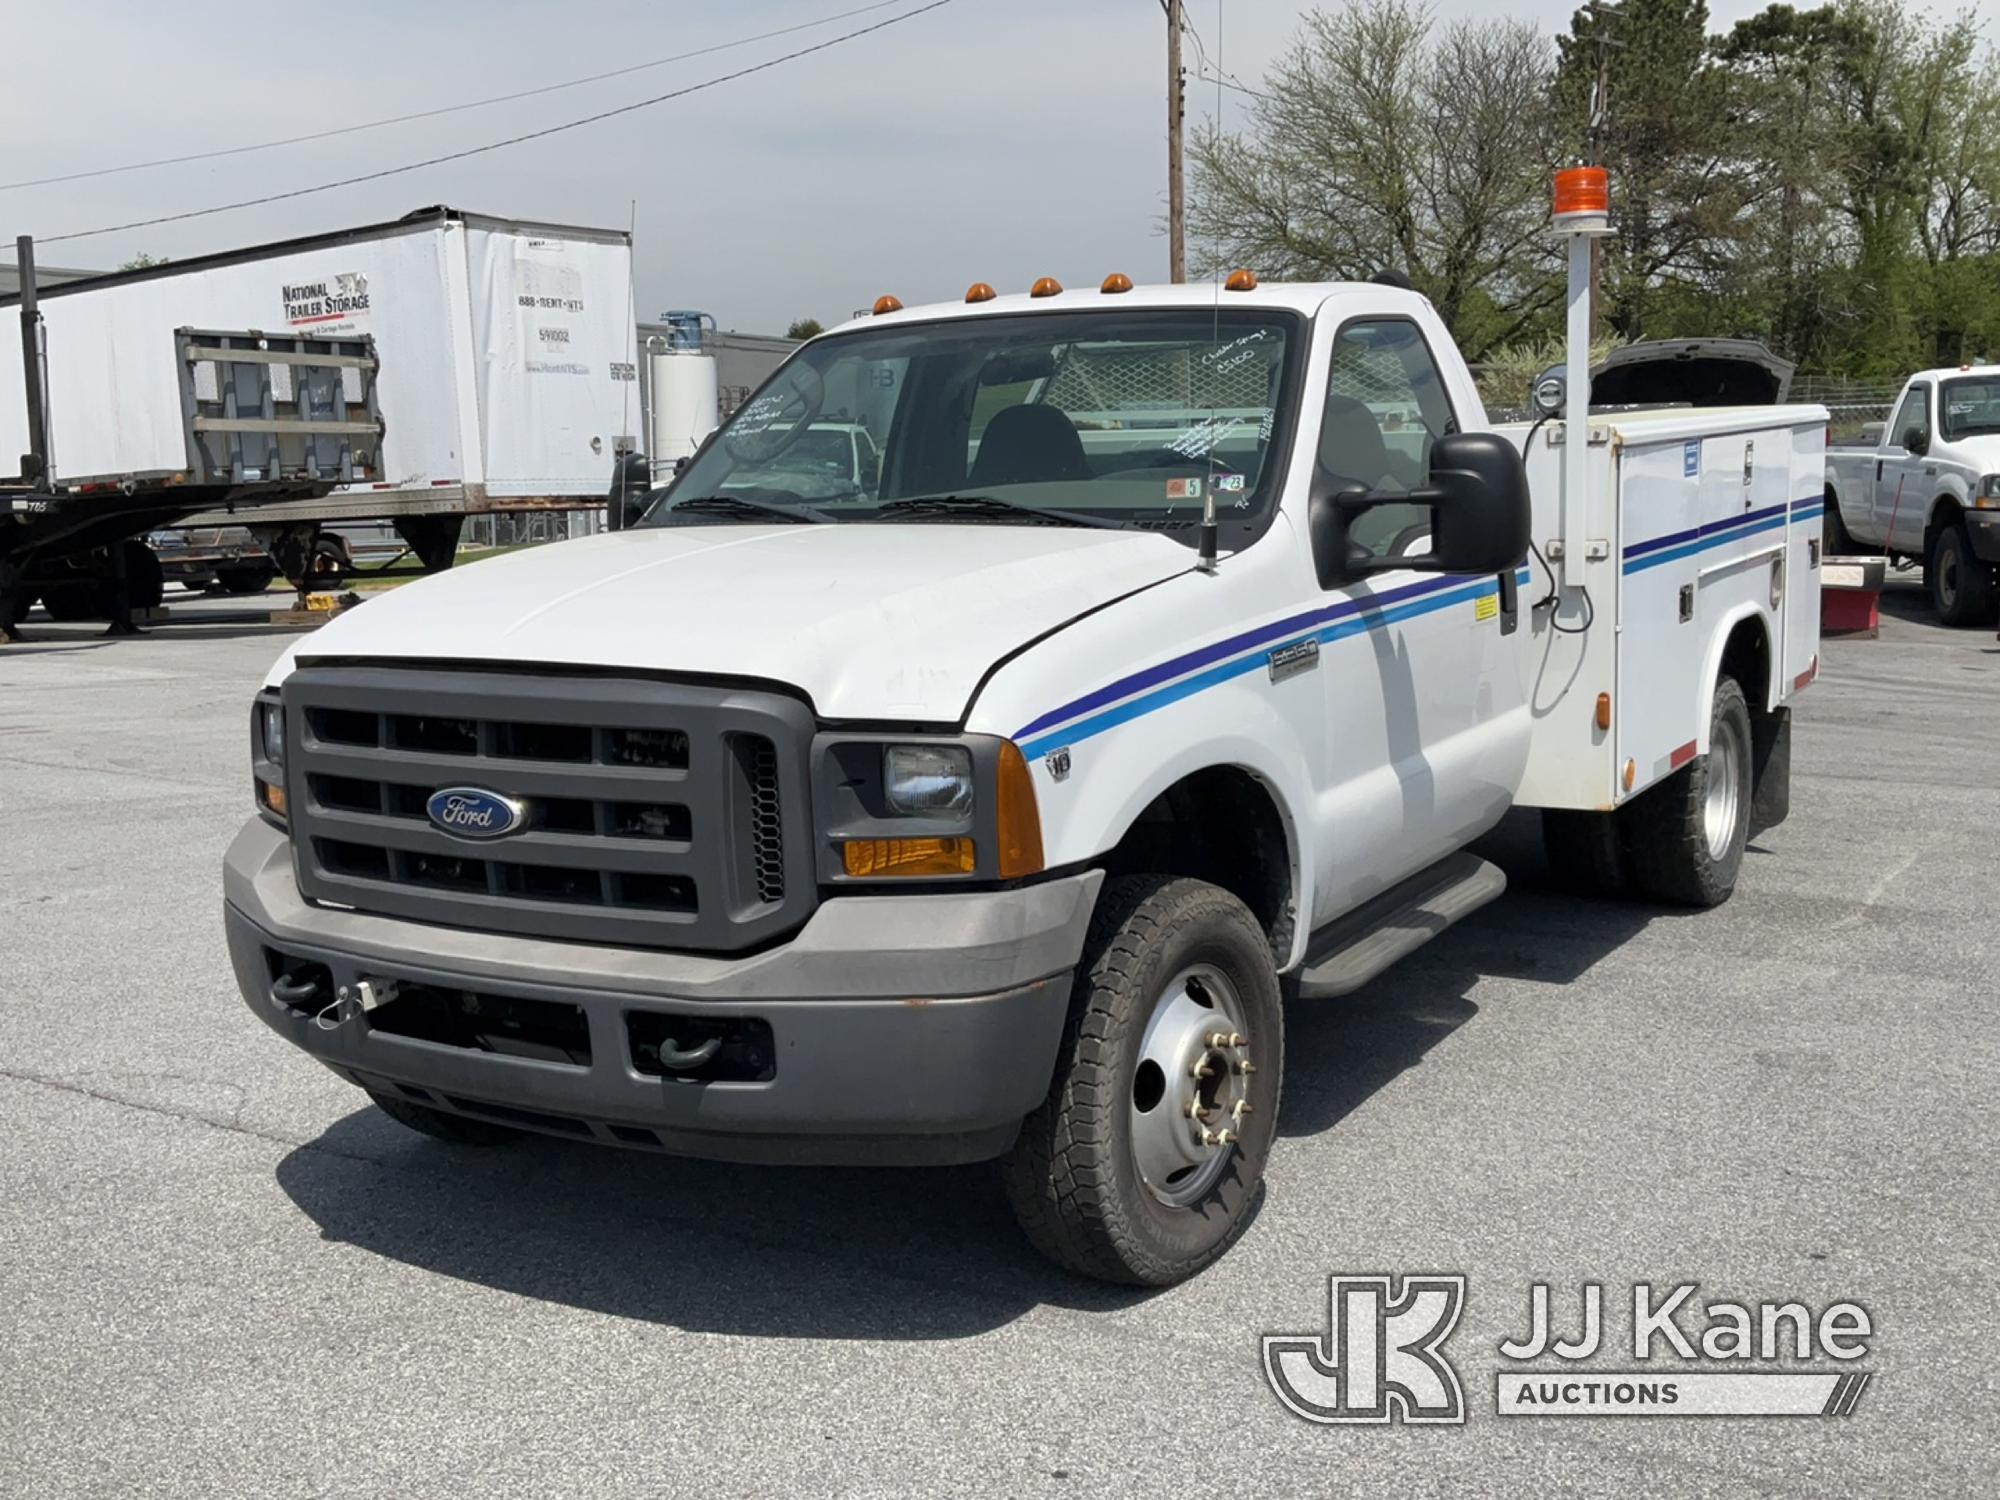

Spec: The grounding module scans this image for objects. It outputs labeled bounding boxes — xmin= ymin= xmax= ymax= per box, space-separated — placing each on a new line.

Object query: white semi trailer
xmin=0 ymin=207 xmax=639 ymax=603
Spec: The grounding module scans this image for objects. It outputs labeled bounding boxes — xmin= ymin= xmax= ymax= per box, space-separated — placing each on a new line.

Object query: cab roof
xmin=828 ymin=279 xmax=1428 ymax=335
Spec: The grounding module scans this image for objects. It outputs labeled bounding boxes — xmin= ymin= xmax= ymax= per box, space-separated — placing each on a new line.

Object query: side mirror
xmin=1307 ymin=431 xmax=1530 ymax=588
xmin=1901 ymin=426 xmax=1928 ymax=456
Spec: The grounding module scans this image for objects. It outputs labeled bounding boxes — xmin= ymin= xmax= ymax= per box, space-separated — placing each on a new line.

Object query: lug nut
xmin=1232 ymin=1099 xmax=1253 ymax=1119
xmin=1186 ymin=1101 xmax=1212 ymax=1120
xmin=1190 ymin=1062 xmax=1215 ymax=1080
xmin=1237 ymin=1060 xmax=1257 ymax=1075
xmin=1215 ymin=1129 xmax=1237 ymax=1146
xmin=1227 ymin=1032 xmax=1245 ymax=1047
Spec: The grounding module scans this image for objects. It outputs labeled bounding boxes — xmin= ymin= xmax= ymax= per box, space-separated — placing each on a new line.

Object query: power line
xmin=0 ymin=0 xmax=911 ymax=195
xmin=28 ymin=1 xmax=958 ymax=246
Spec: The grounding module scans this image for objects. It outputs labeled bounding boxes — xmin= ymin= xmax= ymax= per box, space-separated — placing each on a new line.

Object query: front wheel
xmin=1002 ymin=875 xmax=1283 ymax=1285
xmin=1928 ymin=522 xmax=1997 ymax=626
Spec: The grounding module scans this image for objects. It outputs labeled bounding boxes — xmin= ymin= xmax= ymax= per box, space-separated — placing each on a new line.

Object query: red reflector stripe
xmin=431 ymin=479 xmax=457 ymax=487
xmin=1669 ymin=740 xmax=1698 ymax=771
xmin=1793 ymin=656 xmax=1818 ymax=691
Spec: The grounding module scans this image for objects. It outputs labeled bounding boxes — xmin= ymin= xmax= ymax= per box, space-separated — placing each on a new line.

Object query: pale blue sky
xmin=1 ymin=1 xmax=1989 ymax=332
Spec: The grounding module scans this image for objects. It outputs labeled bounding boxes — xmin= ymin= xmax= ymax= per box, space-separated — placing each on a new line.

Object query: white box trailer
xmin=0 ymin=207 xmax=640 ymax=529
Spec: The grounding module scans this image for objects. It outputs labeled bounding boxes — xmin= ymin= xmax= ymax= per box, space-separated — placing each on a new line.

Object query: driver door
xmin=1307 ymin=318 xmax=1525 ymax=922
xmin=1875 ymin=383 xmax=1930 ymax=551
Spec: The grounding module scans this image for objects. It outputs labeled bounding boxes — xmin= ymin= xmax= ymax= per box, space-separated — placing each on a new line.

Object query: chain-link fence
xmin=1792 ymin=376 xmax=1901 ymax=444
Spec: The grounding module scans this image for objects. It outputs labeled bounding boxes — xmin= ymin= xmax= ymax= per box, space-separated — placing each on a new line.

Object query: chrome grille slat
xmin=285 ymin=666 xmax=815 ymax=951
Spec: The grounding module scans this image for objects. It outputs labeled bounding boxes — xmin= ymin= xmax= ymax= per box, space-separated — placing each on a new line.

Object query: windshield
xmin=1940 ymin=378 xmax=2000 ymax=441
xmin=641 ymin=308 xmax=1302 ymax=540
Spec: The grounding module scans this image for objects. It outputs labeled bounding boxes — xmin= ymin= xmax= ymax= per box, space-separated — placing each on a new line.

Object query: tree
xmin=1555 ymin=0 xmax=1750 ymax=342
xmin=119 ymin=252 xmax=166 ymax=270
xmin=785 ymin=318 xmax=824 ymax=340
xmin=1187 ymin=0 xmax=1560 ymax=359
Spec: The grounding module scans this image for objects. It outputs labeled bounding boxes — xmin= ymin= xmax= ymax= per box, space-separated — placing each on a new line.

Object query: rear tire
xmin=1927 ymin=522 xmax=1996 ymax=626
xmin=1002 ymin=875 xmax=1283 ymax=1286
xmin=216 ymin=564 xmax=278 ymax=596
xmin=367 ymin=1091 xmax=524 ymax=1145
xmin=1822 ymin=492 xmax=1865 ymax=556
xmin=1623 ymin=676 xmax=1753 ymax=907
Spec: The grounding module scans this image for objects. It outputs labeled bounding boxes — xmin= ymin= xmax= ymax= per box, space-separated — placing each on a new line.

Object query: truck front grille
xmin=283 ymin=666 xmax=814 ymax=952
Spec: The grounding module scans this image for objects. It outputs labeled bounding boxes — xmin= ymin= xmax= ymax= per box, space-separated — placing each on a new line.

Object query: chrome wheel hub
xmin=1129 ymin=963 xmax=1253 ymax=1208
xmin=1704 ymin=714 xmax=1745 ymax=861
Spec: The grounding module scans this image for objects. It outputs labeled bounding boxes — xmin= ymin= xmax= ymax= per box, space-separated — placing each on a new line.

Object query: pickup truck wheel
xmin=1623 ymin=676 xmax=1753 ymax=907
xmin=1927 ymin=523 xmax=1996 ymax=626
xmin=1822 ymin=496 xmax=1863 ymax=556
xmin=1001 ymin=875 xmax=1283 ymax=1286
xmin=367 ymin=1090 xmax=524 ymax=1145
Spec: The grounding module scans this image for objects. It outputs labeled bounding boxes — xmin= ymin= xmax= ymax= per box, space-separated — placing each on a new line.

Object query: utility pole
xmin=1167 ymin=0 xmax=1187 ymax=284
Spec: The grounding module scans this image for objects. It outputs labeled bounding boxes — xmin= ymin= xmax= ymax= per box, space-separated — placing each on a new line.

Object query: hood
xmin=1590 ymin=339 xmax=1794 ymax=408
xmin=271 ymin=523 xmax=1192 ymax=722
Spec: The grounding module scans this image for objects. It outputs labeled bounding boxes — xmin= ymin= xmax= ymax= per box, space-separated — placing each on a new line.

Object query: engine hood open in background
xmin=1589 ymin=339 xmax=1795 ymax=408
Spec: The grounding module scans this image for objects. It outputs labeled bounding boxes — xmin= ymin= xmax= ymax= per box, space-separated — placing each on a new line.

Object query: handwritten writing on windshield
xmin=1201 ymin=328 xmax=1273 ymax=377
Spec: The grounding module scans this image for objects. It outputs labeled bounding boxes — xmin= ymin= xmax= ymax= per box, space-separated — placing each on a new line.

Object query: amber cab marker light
xmin=872 ymin=294 xmax=903 ymax=315
xmin=965 ymin=282 xmax=997 ymax=304
xmin=1101 ymin=272 xmax=1134 ymax=294
xmin=1622 ymin=758 xmax=1637 ymax=792
xmin=1030 ymin=276 xmax=1063 ymax=298
xmin=996 ymin=741 xmax=1046 ymax=878
xmin=258 ymin=780 xmax=288 ymax=818
xmin=1224 ymin=268 xmax=1258 ymax=292
xmin=1595 ymin=692 xmax=1613 ymax=731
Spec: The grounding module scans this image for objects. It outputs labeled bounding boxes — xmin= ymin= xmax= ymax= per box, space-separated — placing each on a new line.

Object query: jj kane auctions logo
xmin=1264 ymin=1275 xmax=1875 ymax=1423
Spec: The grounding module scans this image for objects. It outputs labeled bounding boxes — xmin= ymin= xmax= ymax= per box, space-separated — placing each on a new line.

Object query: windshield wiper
xmin=870 ymin=493 xmax=1124 ymax=529
xmin=660 ymin=494 xmax=833 ymax=524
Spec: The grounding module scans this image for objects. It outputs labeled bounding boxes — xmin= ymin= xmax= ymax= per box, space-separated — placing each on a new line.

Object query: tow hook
xmin=310 ymin=976 xmax=398 ymax=1032
xmin=655 ymin=1034 xmax=724 ymax=1070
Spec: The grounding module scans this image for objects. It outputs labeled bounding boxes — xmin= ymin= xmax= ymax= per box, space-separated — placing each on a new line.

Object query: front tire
xmin=1002 ymin=875 xmax=1283 ymax=1286
xmin=1928 ymin=522 xmax=1997 ymax=626
xmin=1822 ymin=491 xmax=1865 ymax=556
xmin=1623 ymin=676 xmax=1753 ymax=907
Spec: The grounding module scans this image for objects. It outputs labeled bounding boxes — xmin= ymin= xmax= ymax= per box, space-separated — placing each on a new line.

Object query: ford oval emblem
xmin=426 ymin=786 xmax=529 ymax=840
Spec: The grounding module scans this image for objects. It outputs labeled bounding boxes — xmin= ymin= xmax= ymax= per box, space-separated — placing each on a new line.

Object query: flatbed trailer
xmin=2 ymin=237 xmax=385 ymax=633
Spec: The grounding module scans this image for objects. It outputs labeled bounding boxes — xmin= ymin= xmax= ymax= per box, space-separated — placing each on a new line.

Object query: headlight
xmin=883 ymin=744 xmax=973 ymax=816
xmin=1977 ymin=475 xmax=2000 ymax=506
xmin=253 ymin=697 xmax=287 ymax=823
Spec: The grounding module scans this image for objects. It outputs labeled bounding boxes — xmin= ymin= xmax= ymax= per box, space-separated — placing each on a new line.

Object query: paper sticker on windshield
xmin=1216 ymin=473 xmax=1246 ymax=493
xmin=1166 ymin=477 xmax=1204 ymax=500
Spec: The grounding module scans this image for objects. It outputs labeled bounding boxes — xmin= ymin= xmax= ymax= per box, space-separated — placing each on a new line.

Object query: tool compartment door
xmin=1783 ymin=422 xmax=1825 ymax=690
xmin=1614 ymin=433 xmax=1710 ymax=799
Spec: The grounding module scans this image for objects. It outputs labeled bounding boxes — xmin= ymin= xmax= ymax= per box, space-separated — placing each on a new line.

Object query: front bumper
xmin=224 ymin=820 xmax=1098 ymax=1164
xmin=1965 ymin=508 xmax=2000 ymax=563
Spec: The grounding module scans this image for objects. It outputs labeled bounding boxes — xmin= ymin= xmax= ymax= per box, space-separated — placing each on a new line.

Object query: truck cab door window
xmin=1877 ymin=382 xmax=1931 ymax=547
xmin=1890 ymin=385 xmax=1930 ymax=453
xmin=1321 ymin=319 xmax=1458 ymax=562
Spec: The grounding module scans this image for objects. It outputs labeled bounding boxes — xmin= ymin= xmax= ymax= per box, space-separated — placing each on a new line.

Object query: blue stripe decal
xmin=1624 ymin=513 xmax=1789 ymax=573
xmin=1016 ymin=570 xmax=1527 ymax=761
xmin=1632 ymin=502 xmax=1792 ymax=560
xmin=1014 ymin=569 xmax=1484 ymax=741
xmin=1621 ymin=494 xmax=1825 ymax=575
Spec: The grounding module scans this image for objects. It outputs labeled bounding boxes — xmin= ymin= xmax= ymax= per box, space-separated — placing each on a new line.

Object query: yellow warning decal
xmin=1474 ymin=594 xmax=1500 ymax=623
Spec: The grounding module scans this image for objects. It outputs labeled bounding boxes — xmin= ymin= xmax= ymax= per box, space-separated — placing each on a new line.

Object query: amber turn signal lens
xmin=257 ymin=778 xmax=288 ymax=818
xmin=995 ymin=740 xmax=1046 ymax=879
xmin=871 ymin=294 xmax=903 ymax=315
xmin=1595 ymin=692 xmax=1612 ymax=731
xmin=843 ymin=837 xmax=976 ymax=879
xmin=1224 ymin=268 xmax=1258 ymax=292
xmin=1100 ymin=272 xmax=1133 ymax=294
xmin=965 ymin=282 xmax=997 ymax=303
xmin=1622 ymin=758 xmax=1637 ymax=792
xmin=1030 ymin=276 xmax=1063 ymax=298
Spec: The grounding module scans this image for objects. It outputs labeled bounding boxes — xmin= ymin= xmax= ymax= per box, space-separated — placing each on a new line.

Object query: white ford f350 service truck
xmin=226 ymin=246 xmax=1826 ymax=1284
xmin=1823 ymin=365 xmax=2000 ymax=625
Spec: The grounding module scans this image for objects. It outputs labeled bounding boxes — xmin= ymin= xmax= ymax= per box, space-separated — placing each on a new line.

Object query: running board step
xmin=1294 ymin=852 xmax=1506 ymax=999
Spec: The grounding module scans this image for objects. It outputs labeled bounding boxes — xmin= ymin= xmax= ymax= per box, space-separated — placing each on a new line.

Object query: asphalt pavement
xmin=0 ymin=578 xmax=1994 ymax=1497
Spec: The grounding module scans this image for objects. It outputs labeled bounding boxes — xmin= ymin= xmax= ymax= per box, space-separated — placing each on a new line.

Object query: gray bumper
xmin=224 ymin=820 xmax=1098 ymax=1164
xmin=1965 ymin=508 xmax=2000 ymax=563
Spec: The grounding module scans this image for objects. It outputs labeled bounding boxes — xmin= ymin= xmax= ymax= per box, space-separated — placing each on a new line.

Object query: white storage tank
xmin=647 ymin=311 xmax=720 ymax=480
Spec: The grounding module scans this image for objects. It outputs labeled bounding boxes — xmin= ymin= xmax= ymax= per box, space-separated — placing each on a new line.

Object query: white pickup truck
xmin=225 ymin=273 xmax=1826 ymax=1284
xmin=1824 ymin=365 xmax=2000 ymax=624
